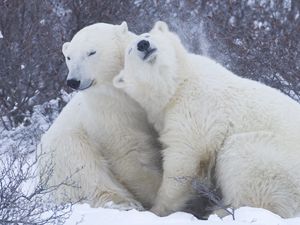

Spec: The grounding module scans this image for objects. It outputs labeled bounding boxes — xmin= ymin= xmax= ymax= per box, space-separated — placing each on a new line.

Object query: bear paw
xmin=92 ymin=190 xmax=144 ymax=211
xmin=151 ymin=204 xmax=172 ymax=217
xmin=103 ymin=199 xmax=144 ymax=211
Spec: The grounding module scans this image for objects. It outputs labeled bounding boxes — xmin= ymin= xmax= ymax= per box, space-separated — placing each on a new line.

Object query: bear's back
xmin=188 ymin=54 xmax=300 ymax=143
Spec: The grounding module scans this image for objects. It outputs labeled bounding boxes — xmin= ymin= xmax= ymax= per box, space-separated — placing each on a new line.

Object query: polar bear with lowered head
xmin=114 ymin=21 xmax=300 ymax=217
xmin=39 ymin=22 xmax=162 ymax=210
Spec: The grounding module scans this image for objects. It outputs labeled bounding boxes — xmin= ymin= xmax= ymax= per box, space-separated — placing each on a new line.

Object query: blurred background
xmin=0 ymin=0 xmax=300 ymax=130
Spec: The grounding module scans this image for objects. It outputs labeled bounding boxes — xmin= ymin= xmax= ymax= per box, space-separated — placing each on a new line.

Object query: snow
xmin=253 ymin=21 xmax=269 ymax=29
xmin=40 ymin=19 xmax=46 ymax=25
xmin=247 ymin=0 xmax=255 ymax=7
xmin=198 ymin=21 xmax=210 ymax=56
xmin=65 ymin=204 xmax=300 ymax=225
xmin=52 ymin=2 xmax=72 ymax=17
xmin=229 ymin=16 xmax=236 ymax=26
xmin=234 ymin=39 xmax=243 ymax=46
xmin=283 ymin=0 xmax=292 ymax=11
xmin=134 ymin=0 xmax=143 ymax=7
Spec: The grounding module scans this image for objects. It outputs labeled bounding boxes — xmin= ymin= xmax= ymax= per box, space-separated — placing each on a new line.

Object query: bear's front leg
xmin=151 ymin=116 xmax=226 ymax=216
xmin=151 ymin=144 xmax=213 ymax=216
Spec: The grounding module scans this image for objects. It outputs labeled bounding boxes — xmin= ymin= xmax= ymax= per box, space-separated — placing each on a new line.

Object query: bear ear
xmin=119 ymin=21 xmax=128 ymax=34
xmin=153 ymin=21 xmax=169 ymax=33
xmin=62 ymin=42 xmax=70 ymax=55
xmin=113 ymin=72 xmax=126 ymax=89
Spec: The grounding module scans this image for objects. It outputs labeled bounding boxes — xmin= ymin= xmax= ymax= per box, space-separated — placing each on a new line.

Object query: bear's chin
xmin=78 ymin=79 xmax=95 ymax=91
xmin=143 ymin=53 xmax=157 ymax=65
xmin=141 ymin=48 xmax=157 ymax=64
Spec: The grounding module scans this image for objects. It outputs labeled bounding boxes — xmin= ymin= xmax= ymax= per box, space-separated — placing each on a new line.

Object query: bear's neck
xmin=139 ymin=70 xmax=188 ymax=133
xmin=140 ymin=87 xmax=177 ymax=132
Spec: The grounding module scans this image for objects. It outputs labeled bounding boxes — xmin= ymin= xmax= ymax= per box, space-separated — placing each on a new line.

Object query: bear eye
xmin=88 ymin=51 xmax=96 ymax=56
xmin=67 ymin=56 xmax=70 ymax=60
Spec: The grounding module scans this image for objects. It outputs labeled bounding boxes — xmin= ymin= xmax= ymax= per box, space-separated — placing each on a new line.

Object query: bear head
xmin=62 ymin=22 xmax=134 ymax=91
xmin=113 ymin=21 xmax=188 ymax=125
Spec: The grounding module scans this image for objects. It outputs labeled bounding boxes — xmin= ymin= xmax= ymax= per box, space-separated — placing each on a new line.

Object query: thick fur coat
xmin=39 ymin=22 xmax=161 ymax=210
xmin=114 ymin=21 xmax=300 ymax=218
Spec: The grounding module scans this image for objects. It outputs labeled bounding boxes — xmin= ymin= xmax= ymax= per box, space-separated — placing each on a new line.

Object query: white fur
xmin=39 ymin=22 xmax=162 ymax=210
xmin=114 ymin=21 xmax=300 ymax=217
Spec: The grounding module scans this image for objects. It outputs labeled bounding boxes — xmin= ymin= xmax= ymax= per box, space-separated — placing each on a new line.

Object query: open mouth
xmin=143 ymin=48 xmax=157 ymax=60
xmin=78 ymin=79 xmax=94 ymax=91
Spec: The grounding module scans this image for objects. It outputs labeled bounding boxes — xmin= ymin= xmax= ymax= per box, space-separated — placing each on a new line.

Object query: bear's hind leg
xmin=69 ymin=141 xmax=144 ymax=211
xmin=216 ymin=132 xmax=300 ymax=218
xmin=90 ymin=169 xmax=144 ymax=211
xmin=40 ymin=134 xmax=143 ymax=211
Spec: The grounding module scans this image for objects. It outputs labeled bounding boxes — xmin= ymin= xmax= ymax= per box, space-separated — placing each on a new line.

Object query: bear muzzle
xmin=137 ymin=40 xmax=157 ymax=61
xmin=67 ymin=79 xmax=80 ymax=90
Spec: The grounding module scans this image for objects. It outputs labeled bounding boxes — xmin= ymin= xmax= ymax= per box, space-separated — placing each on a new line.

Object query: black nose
xmin=67 ymin=79 xmax=80 ymax=89
xmin=137 ymin=40 xmax=150 ymax=52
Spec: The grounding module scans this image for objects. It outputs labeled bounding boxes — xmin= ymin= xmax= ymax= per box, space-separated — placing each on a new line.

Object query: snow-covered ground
xmin=1 ymin=94 xmax=300 ymax=225
xmin=66 ymin=204 xmax=300 ymax=225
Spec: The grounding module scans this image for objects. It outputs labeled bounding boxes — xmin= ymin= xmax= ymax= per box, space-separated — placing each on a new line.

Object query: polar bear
xmin=39 ymin=22 xmax=162 ymax=210
xmin=113 ymin=21 xmax=300 ymax=218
